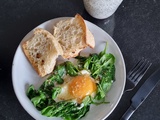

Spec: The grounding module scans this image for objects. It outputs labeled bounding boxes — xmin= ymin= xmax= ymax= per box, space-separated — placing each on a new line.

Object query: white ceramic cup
xmin=83 ymin=0 xmax=123 ymax=19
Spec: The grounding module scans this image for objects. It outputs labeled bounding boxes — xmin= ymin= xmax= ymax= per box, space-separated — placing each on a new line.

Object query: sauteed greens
xmin=27 ymin=44 xmax=115 ymax=120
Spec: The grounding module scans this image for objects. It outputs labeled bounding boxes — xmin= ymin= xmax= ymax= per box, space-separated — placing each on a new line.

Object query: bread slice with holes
xmin=22 ymin=28 xmax=63 ymax=77
xmin=53 ymin=14 xmax=95 ymax=59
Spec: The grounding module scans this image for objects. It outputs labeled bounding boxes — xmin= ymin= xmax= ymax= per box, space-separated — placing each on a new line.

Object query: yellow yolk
xmin=69 ymin=75 xmax=97 ymax=103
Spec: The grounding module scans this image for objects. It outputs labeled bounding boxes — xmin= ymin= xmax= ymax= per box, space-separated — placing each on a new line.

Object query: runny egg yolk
xmin=69 ymin=74 xmax=97 ymax=103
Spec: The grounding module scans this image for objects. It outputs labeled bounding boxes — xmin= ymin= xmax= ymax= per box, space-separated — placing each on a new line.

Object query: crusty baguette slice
xmin=53 ymin=14 xmax=95 ymax=59
xmin=22 ymin=28 xmax=63 ymax=77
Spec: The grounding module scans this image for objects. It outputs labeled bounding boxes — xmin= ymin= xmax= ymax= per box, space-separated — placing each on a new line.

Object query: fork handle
xmin=120 ymin=106 xmax=135 ymax=120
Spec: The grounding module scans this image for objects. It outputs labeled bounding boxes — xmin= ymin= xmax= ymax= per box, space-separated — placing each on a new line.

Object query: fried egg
xmin=54 ymin=70 xmax=97 ymax=103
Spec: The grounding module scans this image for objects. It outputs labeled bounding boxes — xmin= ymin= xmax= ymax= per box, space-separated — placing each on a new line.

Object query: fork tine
xmin=125 ymin=58 xmax=152 ymax=92
xmin=133 ymin=61 xmax=152 ymax=82
xmin=128 ymin=58 xmax=145 ymax=78
xmin=130 ymin=59 xmax=148 ymax=79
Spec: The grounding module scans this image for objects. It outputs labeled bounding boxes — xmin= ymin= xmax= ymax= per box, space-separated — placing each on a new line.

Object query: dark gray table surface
xmin=1 ymin=0 xmax=160 ymax=120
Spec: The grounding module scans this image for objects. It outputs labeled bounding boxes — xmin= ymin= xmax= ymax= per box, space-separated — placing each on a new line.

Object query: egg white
xmin=54 ymin=75 xmax=74 ymax=102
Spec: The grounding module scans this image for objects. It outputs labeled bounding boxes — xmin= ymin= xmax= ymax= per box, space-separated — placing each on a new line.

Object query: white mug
xmin=83 ymin=0 xmax=123 ymax=19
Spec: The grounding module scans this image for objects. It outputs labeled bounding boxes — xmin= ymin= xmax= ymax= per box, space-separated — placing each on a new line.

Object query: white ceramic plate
xmin=12 ymin=17 xmax=126 ymax=120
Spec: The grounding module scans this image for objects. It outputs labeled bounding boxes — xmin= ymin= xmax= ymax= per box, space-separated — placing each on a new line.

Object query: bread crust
xmin=75 ymin=14 xmax=95 ymax=48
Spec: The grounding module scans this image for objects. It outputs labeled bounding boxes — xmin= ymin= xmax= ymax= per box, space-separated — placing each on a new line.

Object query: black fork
xmin=124 ymin=58 xmax=152 ymax=92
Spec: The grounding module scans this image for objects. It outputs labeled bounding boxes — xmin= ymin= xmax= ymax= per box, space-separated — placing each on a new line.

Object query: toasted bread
xmin=22 ymin=28 xmax=63 ymax=77
xmin=53 ymin=14 xmax=95 ymax=59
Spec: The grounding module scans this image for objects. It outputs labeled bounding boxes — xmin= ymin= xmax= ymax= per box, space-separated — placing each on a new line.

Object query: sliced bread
xmin=22 ymin=28 xmax=63 ymax=77
xmin=53 ymin=14 xmax=95 ymax=59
